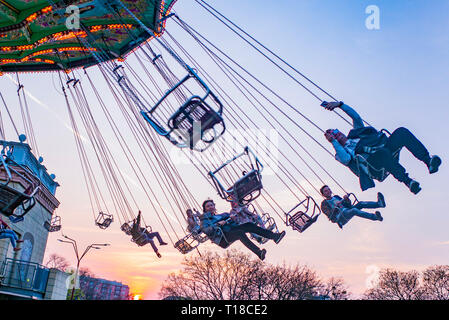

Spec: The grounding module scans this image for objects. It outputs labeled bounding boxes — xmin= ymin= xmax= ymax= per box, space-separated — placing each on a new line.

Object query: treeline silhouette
xmin=160 ymin=250 xmax=449 ymax=300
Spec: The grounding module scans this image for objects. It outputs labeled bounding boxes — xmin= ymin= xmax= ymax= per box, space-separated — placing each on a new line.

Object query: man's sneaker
xmin=428 ymin=155 xmax=442 ymax=174
xmin=257 ymin=249 xmax=267 ymax=261
xmin=13 ymin=247 xmax=21 ymax=252
xmin=156 ymin=252 xmax=162 ymax=258
xmin=274 ymin=231 xmax=286 ymax=244
xmin=16 ymin=240 xmax=24 ymax=243
xmin=377 ymin=192 xmax=386 ymax=208
xmin=375 ymin=211 xmax=383 ymax=222
xmin=407 ymin=180 xmax=422 ymax=195
xmin=160 ymin=242 xmax=168 ymax=246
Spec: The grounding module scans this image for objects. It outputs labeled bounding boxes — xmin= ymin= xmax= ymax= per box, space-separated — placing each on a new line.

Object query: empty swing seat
xmin=44 ymin=216 xmax=61 ymax=233
xmin=174 ymin=239 xmax=193 ymax=254
xmin=121 ymin=222 xmax=132 ymax=236
xmin=95 ymin=212 xmax=113 ymax=230
xmin=0 ymin=184 xmax=36 ymax=217
xmin=286 ymin=197 xmax=321 ymax=233
xmin=140 ymin=67 xmax=226 ymax=152
xmin=175 ymin=231 xmax=208 ymax=254
xmin=289 ymin=212 xmax=319 ymax=233
xmin=228 ymin=170 xmax=263 ymax=205
xmin=168 ymin=97 xmax=224 ymax=149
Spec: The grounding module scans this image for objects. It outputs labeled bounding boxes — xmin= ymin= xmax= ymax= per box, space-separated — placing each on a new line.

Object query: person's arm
xmin=320 ymin=201 xmax=332 ymax=218
xmin=331 ymin=140 xmax=352 ymax=165
xmin=339 ymin=104 xmax=364 ymax=129
xmin=1 ymin=220 xmax=9 ymax=229
xmin=323 ymin=102 xmax=364 ymax=129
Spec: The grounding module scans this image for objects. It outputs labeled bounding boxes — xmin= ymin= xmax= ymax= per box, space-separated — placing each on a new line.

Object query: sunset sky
xmin=1 ymin=0 xmax=448 ymax=299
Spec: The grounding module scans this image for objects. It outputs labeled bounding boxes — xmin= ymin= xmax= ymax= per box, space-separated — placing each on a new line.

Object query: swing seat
xmin=0 ymin=184 xmax=36 ymax=217
xmin=9 ymin=216 xmax=24 ymax=223
xmin=228 ymin=170 xmax=263 ymax=205
xmin=44 ymin=216 xmax=61 ymax=233
xmin=141 ymin=67 xmax=225 ymax=152
xmin=356 ymin=149 xmax=400 ymax=182
xmin=175 ymin=231 xmax=208 ymax=254
xmin=95 ymin=212 xmax=113 ymax=230
xmin=174 ymin=238 xmax=194 ymax=254
xmin=120 ymin=222 xmax=132 ymax=236
xmin=250 ymin=212 xmax=278 ymax=244
xmin=168 ymin=97 xmax=225 ymax=149
xmin=286 ymin=197 xmax=321 ymax=233
xmin=133 ymin=233 xmax=150 ymax=247
xmin=131 ymin=227 xmax=153 ymax=247
xmin=355 ymin=129 xmax=401 ymax=182
xmin=289 ymin=212 xmax=319 ymax=233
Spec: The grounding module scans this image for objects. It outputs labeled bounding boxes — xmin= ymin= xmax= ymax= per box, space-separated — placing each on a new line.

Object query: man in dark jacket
xmin=322 ymin=101 xmax=442 ymax=194
xmin=131 ymin=211 xmax=168 ymax=258
xmin=320 ymin=185 xmax=385 ymax=228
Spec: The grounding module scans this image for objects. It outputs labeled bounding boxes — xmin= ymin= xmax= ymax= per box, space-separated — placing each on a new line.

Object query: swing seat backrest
xmin=133 ymin=234 xmax=149 ymax=247
xmin=168 ymin=97 xmax=224 ymax=149
xmin=229 ymin=170 xmax=263 ymax=205
xmin=96 ymin=218 xmax=113 ymax=229
xmin=0 ymin=184 xmax=34 ymax=217
xmin=289 ymin=211 xmax=319 ymax=233
xmin=175 ymin=239 xmax=194 ymax=254
xmin=95 ymin=212 xmax=113 ymax=229
xmin=44 ymin=222 xmax=61 ymax=233
xmin=120 ymin=223 xmax=132 ymax=236
xmin=132 ymin=227 xmax=153 ymax=247
xmin=44 ymin=216 xmax=61 ymax=233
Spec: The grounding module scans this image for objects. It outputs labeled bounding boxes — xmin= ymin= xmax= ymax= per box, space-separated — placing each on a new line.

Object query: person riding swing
xmin=130 ymin=211 xmax=168 ymax=258
xmin=322 ymin=101 xmax=442 ymax=194
xmin=319 ymin=185 xmax=385 ymax=229
xmin=0 ymin=215 xmax=23 ymax=251
xmin=199 ymin=200 xmax=286 ymax=261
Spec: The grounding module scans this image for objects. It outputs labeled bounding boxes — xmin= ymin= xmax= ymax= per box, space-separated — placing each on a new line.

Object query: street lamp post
xmin=58 ymin=234 xmax=109 ymax=300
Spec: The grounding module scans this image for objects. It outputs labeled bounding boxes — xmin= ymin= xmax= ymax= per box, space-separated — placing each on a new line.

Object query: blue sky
xmin=1 ymin=0 xmax=448 ymax=298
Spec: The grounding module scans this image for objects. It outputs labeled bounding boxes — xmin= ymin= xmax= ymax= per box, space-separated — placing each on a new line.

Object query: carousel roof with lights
xmin=0 ymin=0 xmax=176 ymax=73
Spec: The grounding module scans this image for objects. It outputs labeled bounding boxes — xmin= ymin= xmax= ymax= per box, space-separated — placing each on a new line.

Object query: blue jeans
xmin=145 ymin=232 xmax=164 ymax=253
xmin=337 ymin=205 xmax=379 ymax=227
xmin=367 ymin=127 xmax=431 ymax=184
xmin=0 ymin=230 xmax=18 ymax=248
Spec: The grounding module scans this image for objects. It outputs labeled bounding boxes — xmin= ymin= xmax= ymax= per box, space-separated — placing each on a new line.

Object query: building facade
xmin=0 ymin=140 xmax=68 ymax=300
xmin=79 ymin=275 xmax=130 ymax=300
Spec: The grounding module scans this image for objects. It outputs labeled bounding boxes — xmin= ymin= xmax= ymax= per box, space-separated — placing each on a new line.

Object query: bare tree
xmin=422 ymin=265 xmax=449 ymax=300
xmin=45 ymin=253 xmax=70 ymax=271
xmin=363 ymin=268 xmax=425 ymax=300
xmin=160 ymin=250 xmax=261 ymax=300
xmin=318 ymin=277 xmax=351 ymax=300
xmin=79 ymin=267 xmax=95 ymax=278
xmin=159 ymin=249 xmax=344 ymax=300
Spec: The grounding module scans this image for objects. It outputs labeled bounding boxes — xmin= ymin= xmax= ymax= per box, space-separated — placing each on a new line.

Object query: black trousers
xmin=367 ymin=127 xmax=431 ymax=183
xmin=219 ymin=223 xmax=278 ymax=255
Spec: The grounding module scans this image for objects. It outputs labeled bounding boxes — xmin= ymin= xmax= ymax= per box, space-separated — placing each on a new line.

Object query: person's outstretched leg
xmin=368 ymin=148 xmax=420 ymax=194
xmin=354 ymin=193 xmax=386 ymax=209
xmin=231 ymin=231 xmax=266 ymax=260
xmin=148 ymin=232 xmax=168 ymax=245
xmin=0 ymin=230 xmax=18 ymax=249
xmin=386 ymin=128 xmax=441 ymax=173
xmin=343 ymin=208 xmax=382 ymax=222
xmin=235 ymin=223 xmax=285 ymax=243
xmin=147 ymin=239 xmax=161 ymax=258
